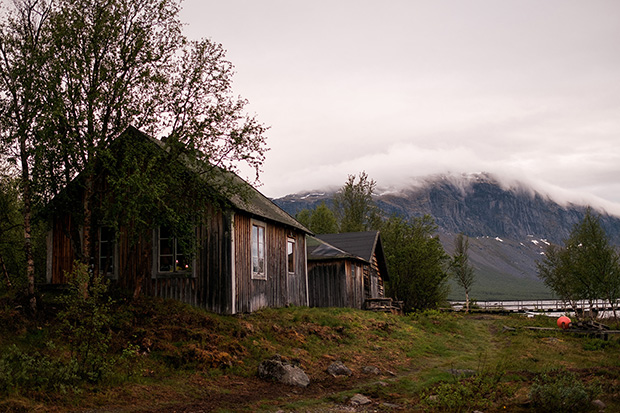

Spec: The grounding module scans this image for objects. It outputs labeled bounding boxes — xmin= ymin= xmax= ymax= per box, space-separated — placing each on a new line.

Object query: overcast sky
xmin=179 ymin=0 xmax=620 ymax=213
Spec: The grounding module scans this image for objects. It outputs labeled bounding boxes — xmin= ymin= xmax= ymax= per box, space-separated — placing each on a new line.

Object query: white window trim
xmin=251 ymin=220 xmax=267 ymax=280
xmin=287 ymin=237 xmax=296 ymax=275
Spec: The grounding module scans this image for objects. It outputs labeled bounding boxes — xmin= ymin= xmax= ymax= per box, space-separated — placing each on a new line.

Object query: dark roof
xmin=314 ymin=231 xmax=389 ymax=280
xmin=52 ymin=126 xmax=310 ymax=234
xmin=138 ymin=126 xmax=310 ymax=234
xmin=306 ymin=236 xmax=366 ymax=262
xmin=316 ymin=231 xmax=380 ymax=262
xmin=228 ymin=182 xmax=310 ymax=233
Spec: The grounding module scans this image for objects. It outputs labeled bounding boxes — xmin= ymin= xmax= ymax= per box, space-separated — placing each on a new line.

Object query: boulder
xmin=350 ymin=394 xmax=371 ymax=406
xmin=258 ymin=355 xmax=310 ymax=388
xmin=363 ymin=365 xmax=381 ymax=375
xmin=327 ymin=361 xmax=352 ymax=377
xmin=592 ymin=399 xmax=606 ymax=411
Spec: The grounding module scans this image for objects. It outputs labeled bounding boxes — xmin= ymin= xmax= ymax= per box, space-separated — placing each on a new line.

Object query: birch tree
xmin=538 ymin=209 xmax=620 ymax=320
xmin=449 ymin=233 xmax=475 ymax=312
xmin=1 ymin=0 xmax=268 ymax=298
xmin=0 ymin=0 xmax=53 ymax=312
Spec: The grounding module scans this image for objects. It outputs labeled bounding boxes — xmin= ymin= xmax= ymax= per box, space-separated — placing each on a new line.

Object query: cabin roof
xmin=316 ymin=231 xmax=380 ymax=262
xmin=135 ymin=126 xmax=310 ymax=234
xmin=50 ymin=126 xmax=310 ymax=234
xmin=306 ymin=236 xmax=366 ymax=262
xmin=313 ymin=231 xmax=389 ymax=280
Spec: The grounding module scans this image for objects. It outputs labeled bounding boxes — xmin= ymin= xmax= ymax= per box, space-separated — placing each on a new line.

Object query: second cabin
xmin=307 ymin=231 xmax=389 ymax=309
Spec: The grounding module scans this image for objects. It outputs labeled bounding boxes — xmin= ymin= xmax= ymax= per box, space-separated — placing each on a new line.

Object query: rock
xmin=258 ymin=355 xmax=310 ymax=388
xmin=327 ymin=361 xmax=352 ymax=377
xmin=448 ymin=368 xmax=476 ymax=377
xmin=363 ymin=365 xmax=381 ymax=375
xmin=592 ymin=399 xmax=606 ymax=410
xmin=349 ymin=393 xmax=371 ymax=406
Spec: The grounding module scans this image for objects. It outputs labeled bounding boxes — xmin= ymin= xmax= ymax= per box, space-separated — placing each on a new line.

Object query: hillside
xmin=273 ymin=173 xmax=620 ymax=300
xmin=2 ymin=296 xmax=620 ymax=412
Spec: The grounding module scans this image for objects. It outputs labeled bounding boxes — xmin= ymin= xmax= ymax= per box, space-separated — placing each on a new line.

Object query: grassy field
xmin=1 ymin=293 xmax=619 ymax=412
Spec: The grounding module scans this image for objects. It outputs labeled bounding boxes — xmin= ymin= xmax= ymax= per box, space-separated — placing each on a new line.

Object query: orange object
xmin=557 ymin=316 xmax=571 ymax=330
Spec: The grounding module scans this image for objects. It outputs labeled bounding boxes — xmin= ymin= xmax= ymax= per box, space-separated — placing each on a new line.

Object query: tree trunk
xmin=82 ymin=175 xmax=94 ymax=266
xmin=20 ymin=159 xmax=36 ymax=314
xmin=79 ymin=174 xmax=95 ymax=299
xmin=465 ymin=290 xmax=470 ymax=313
xmin=0 ymin=252 xmax=12 ymax=289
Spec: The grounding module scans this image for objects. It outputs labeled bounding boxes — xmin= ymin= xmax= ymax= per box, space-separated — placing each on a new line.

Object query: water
xmin=449 ymin=299 xmax=619 ymax=319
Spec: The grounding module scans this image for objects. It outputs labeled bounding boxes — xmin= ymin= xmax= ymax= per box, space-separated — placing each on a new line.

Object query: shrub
xmin=529 ymin=370 xmax=599 ymax=412
xmin=0 ymin=344 xmax=79 ymax=394
xmin=424 ymin=363 xmax=509 ymax=412
xmin=57 ymin=262 xmax=113 ymax=381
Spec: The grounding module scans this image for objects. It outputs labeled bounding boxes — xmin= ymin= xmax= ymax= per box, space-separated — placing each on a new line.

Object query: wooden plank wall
xmin=145 ymin=209 xmax=232 ymax=314
xmin=50 ymin=207 xmax=307 ymax=315
xmin=349 ymin=263 xmax=364 ymax=308
xmin=308 ymin=260 xmax=365 ymax=309
xmin=288 ymin=231 xmax=308 ymax=307
xmin=49 ymin=215 xmax=76 ymax=284
xmin=194 ymin=211 xmax=232 ymax=313
xmin=233 ymin=215 xmax=307 ymax=313
xmin=308 ymin=261 xmax=346 ymax=307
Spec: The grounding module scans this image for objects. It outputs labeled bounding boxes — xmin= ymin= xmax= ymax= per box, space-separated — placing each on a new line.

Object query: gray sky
xmin=179 ymin=0 xmax=620 ymax=213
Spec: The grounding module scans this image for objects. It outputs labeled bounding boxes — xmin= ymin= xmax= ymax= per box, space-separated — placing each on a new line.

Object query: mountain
xmin=273 ymin=173 xmax=620 ymax=301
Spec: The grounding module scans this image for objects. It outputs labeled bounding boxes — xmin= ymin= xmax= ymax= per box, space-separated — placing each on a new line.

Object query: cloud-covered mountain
xmin=273 ymin=173 xmax=620 ymax=300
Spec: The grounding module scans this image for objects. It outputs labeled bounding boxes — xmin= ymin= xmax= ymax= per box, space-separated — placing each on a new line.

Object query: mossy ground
xmin=1 ymin=294 xmax=619 ymax=412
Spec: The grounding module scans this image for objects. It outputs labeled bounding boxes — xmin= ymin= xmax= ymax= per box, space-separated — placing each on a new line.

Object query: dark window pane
xmin=159 ymin=256 xmax=173 ymax=272
xmin=160 ymin=238 xmax=173 ymax=255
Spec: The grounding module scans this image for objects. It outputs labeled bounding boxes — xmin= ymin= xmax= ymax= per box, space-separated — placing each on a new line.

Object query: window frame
xmin=154 ymin=226 xmax=195 ymax=277
xmin=98 ymin=227 xmax=117 ymax=278
xmin=287 ymin=237 xmax=296 ymax=275
xmin=251 ymin=220 xmax=267 ymax=280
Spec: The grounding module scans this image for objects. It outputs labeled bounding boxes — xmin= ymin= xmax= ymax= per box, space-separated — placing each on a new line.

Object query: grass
xmin=1 ymin=293 xmax=620 ymax=412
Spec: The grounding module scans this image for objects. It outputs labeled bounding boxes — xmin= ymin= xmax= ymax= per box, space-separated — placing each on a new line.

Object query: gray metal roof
xmin=306 ymin=236 xmax=366 ymax=262
xmin=313 ymin=231 xmax=390 ymax=280
xmin=316 ymin=231 xmax=380 ymax=262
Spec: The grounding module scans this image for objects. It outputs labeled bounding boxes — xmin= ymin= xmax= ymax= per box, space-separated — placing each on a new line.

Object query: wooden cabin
xmin=307 ymin=231 xmax=389 ymax=309
xmin=46 ymin=127 xmax=311 ymax=314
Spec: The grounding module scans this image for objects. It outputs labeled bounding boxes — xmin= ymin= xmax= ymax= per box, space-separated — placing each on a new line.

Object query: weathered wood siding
xmin=144 ymin=209 xmax=232 ymax=314
xmin=48 ymin=215 xmax=76 ymax=284
xmin=48 ymin=207 xmax=307 ymax=314
xmin=233 ymin=214 xmax=307 ymax=313
xmin=308 ymin=260 xmax=364 ymax=308
xmin=369 ymin=252 xmax=385 ymax=298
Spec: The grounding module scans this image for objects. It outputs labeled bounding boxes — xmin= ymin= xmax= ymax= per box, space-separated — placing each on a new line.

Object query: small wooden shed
xmin=46 ymin=127 xmax=311 ymax=314
xmin=307 ymin=231 xmax=389 ymax=309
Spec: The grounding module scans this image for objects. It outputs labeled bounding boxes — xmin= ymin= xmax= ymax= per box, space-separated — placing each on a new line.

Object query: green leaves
xmin=295 ymin=201 xmax=338 ymax=234
xmin=537 ymin=208 xmax=620 ymax=319
xmin=333 ymin=172 xmax=381 ymax=233
xmin=449 ymin=233 xmax=475 ymax=311
xmin=382 ymin=214 xmax=449 ymax=312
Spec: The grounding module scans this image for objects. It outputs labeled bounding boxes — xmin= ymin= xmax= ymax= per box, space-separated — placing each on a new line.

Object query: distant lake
xmin=449 ymin=299 xmax=619 ymax=319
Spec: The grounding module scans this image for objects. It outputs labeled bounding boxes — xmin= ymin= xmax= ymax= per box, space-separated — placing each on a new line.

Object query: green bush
xmin=0 ymin=344 xmax=79 ymax=394
xmin=529 ymin=370 xmax=599 ymax=412
xmin=57 ymin=262 xmax=113 ymax=381
xmin=424 ymin=364 xmax=509 ymax=412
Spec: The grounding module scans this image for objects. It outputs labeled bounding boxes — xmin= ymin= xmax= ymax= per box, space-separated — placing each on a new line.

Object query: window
xmin=99 ymin=227 xmax=115 ymax=276
xmin=158 ymin=227 xmax=191 ymax=273
xmin=287 ymin=238 xmax=295 ymax=274
xmin=251 ymin=222 xmax=266 ymax=279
